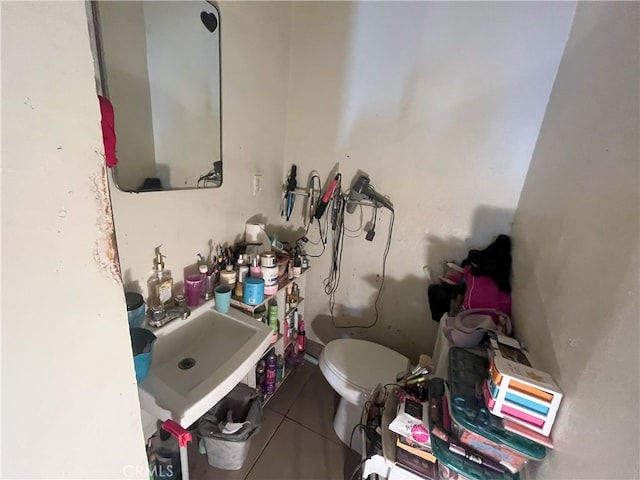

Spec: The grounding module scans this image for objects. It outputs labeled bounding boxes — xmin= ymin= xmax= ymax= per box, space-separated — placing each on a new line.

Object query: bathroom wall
xmin=510 ymin=2 xmax=640 ymax=478
xmin=109 ymin=2 xmax=292 ymax=295
xmin=283 ymin=2 xmax=577 ymax=360
xmin=1 ymin=2 xmax=148 ymax=478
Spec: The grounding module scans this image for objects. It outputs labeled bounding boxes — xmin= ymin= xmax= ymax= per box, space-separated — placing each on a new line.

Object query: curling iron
xmin=283 ymin=164 xmax=297 ymax=221
xmin=314 ymin=174 xmax=340 ymax=220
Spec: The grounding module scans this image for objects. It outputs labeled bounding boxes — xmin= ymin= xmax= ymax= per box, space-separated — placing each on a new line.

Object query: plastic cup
xmin=214 ymin=285 xmax=232 ymax=313
xmin=185 ymin=274 xmax=204 ymax=307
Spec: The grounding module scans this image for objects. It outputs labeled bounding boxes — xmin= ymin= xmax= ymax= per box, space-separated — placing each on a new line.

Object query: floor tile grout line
xmin=282 ymin=415 xmax=348 ymax=449
xmin=266 ymin=365 xmax=317 ymax=417
xmin=243 ymin=413 xmax=286 ymax=480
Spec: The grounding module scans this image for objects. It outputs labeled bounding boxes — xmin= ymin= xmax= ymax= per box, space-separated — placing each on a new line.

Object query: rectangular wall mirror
xmin=90 ymin=1 xmax=222 ymax=192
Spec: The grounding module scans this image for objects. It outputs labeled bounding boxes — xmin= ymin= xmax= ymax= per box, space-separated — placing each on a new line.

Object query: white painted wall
xmin=283 ymin=2 xmax=576 ymax=360
xmin=1 ymin=2 xmax=148 ymax=478
xmin=510 ymin=2 xmax=640 ymax=478
xmin=109 ymin=1 xmax=291 ymax=299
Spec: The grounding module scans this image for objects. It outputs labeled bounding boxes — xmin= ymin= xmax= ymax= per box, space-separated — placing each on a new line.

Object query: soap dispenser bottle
xmin=148 ymin=247 xmax=174 ymax=310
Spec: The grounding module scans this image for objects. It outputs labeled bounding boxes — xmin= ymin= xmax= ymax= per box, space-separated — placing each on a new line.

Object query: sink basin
xmin=137 ymin=302 xmax=272 ymax=428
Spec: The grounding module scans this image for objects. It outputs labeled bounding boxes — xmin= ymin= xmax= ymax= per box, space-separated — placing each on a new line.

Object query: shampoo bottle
xmin=148 ymin=247 xmax=174 ymax=310
xmin=268 ymin=299 xmax=278 ymax=335
xmin=297 ymin=319 xmax=306 ymax=352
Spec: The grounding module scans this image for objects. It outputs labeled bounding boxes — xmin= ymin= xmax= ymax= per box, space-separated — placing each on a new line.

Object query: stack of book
xmin=389 ymin=397 xmax=438 ymax=479
xmin=485 ymin=344 xmax=563 ymax=449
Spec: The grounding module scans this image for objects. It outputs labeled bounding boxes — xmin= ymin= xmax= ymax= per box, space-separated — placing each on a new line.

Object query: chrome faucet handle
xmin=147 ymin=306 xmax=166 ymax=328
xmin=147 ymin=305 xmax=190 ymax=328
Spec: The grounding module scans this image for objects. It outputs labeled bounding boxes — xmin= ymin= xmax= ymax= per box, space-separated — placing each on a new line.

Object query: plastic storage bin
xmin=429 ymin=377 xmax=517 ymax=480
xmin=198 ymin=384 xmax=262 ymax=470
xmin=446 ymin=348 xmax=546 ymax=466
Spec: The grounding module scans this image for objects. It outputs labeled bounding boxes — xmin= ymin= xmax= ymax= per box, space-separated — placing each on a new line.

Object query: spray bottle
xmin=263 ymin=349 xmax=277 ymax=396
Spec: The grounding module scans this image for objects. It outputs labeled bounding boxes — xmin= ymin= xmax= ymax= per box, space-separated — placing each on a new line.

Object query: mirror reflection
xmin=92 ymin=1 xmax=222 ymax=191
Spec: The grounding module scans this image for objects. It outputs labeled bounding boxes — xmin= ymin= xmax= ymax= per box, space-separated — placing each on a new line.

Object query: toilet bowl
xmin=319 ymin=339 xmax=410 ymax=451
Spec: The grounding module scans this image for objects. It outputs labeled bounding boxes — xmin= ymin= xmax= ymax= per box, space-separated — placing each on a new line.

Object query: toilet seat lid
xmin=321 ymin=339 xmax=408 ymax=394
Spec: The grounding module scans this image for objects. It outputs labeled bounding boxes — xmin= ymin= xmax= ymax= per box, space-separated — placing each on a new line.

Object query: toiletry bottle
xmin=235 ymin=265 xmax=249 ymax=298
xmin=255 ymin=360 xmax=265 ymax=396
xmin=148 ymin=248 xmax=174 ymax=310
xmin=297 ymin=319 xmax=306 ymax=352
xmin=291 ymin=310 xmax=297 ymax=331
xmin=264 ymin=350 xmax=277 ymax=396
xmin=268 ymin=299 xmax=278 ymax=335
xmin=250 ymin=256 xmax=261 ymax=277
xmin=289 ymin=283 xmax=299 ymax=309
xmin=287 ymin=259 xmax=294 ymax=280
xmin=285 ymin=282 xmax=294 ymax=306
xmin=282 ymin=314 xmax=289 ymax=348
xmin=199 ymin=264 xmax=213 ymax=300
xmin=293 ymin=256 xmax=302 ymax=278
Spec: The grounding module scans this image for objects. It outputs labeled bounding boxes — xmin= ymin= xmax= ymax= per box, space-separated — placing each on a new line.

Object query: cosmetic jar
xmin=243 ymin=277 xmax=265 ymax=305
xmin=261 ymin=265 xmax=279 ymax=286
xmin=219 ymin=269 xmax=237 ymax=287
xmin=260 ymin=252 xmax=276 ymax=268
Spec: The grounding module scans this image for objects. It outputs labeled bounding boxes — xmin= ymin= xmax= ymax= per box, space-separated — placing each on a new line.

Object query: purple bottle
xmin=263 ymin=350 xmax=277 ymax=396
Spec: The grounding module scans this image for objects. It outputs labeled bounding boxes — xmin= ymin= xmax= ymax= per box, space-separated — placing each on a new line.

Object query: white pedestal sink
xmin=137 ymin=302 xmax=272 ymax=429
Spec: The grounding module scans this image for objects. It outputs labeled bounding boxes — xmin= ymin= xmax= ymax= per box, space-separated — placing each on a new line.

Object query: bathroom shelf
xmin=230 ymin=270 xmax=308 ymax=315
xmin=241 ymin=268 xmax=308 ymax=400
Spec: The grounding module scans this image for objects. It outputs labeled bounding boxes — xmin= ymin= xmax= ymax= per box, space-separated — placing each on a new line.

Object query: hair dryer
xmin=347 ymin=175 xmax=394 ymax=213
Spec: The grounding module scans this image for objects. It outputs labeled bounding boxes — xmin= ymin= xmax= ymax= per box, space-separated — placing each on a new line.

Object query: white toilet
xmin=319 ymin=339 xmax=410 ymax=451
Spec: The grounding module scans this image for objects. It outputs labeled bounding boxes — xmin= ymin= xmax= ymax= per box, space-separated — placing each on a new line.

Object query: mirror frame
xmin=88 ymin=0 xmax=223 ymax=192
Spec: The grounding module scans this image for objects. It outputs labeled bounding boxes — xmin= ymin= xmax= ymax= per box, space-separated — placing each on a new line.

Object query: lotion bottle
xmin=148 ymin=247 xmax=174 ymax=310
xmin=297 ymin=319 xmax=306 ymax=352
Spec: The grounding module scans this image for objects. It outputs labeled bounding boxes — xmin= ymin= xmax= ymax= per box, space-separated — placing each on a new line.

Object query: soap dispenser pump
xmin=148 ymin=246 xmax=174 ymax=310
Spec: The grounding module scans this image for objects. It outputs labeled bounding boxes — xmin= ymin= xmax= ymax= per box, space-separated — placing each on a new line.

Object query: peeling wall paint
xmin=92 ymin=156 xmax=122 ymax=285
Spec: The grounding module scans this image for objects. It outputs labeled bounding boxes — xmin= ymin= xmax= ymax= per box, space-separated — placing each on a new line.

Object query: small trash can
xmin=198 ymin=384 xmax=262 ymax=470
xmin=129 ymin=328 xmax=156 ymax=383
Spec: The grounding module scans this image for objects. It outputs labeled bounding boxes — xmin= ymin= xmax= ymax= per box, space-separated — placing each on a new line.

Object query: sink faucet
xmin=148 ymin=305 xmax=191 ymax=328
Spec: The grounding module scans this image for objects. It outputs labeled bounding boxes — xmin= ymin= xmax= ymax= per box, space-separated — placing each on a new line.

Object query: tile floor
xmin=188 ymin=360 xmax=361 ymax=480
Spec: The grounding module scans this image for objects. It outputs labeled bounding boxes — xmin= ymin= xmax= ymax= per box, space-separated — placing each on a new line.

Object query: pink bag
xmin=462 ymin=266 xmax=511 ymax=315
